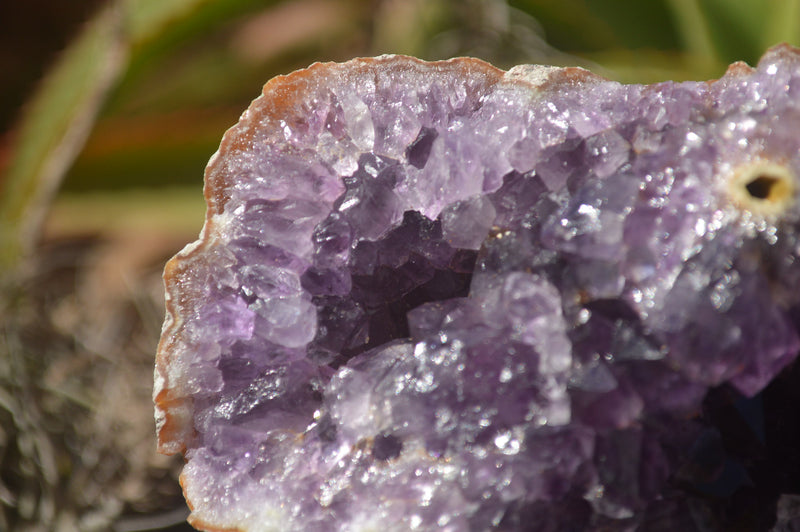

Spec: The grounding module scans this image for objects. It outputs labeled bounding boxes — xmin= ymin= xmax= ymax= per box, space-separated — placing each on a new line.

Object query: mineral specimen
xmin=155 ymin=45 xmax=800 ymax=531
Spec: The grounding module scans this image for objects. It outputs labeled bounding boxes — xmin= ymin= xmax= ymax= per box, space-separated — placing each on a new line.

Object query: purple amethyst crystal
xmin=156 ymin=47 xmax=800 ymax=531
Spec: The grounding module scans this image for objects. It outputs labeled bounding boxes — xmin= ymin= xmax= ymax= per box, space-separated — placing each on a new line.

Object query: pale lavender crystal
xmin=156 ymin=47 xmax=800 ymax=531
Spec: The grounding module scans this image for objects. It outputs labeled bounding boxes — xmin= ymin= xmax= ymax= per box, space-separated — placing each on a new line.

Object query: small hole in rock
xmin=727 ymin=161 xmax=796 ymax=217
xmin=745 ymin=175 xmax=780 ymax=200
xmin=373 ymin=433 xmax=403 ymax=460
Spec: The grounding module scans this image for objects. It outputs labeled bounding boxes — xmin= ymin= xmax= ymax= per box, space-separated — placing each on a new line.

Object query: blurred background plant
xmin=0 ymin=0 xmax=797 ymax=530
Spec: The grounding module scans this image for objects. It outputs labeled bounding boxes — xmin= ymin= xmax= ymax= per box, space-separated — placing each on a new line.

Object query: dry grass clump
xmin=0 ymin=232 xmax=192 ymax=531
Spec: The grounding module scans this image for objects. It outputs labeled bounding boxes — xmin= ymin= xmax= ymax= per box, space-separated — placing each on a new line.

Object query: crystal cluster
xmin=156 ymin=46 xmax=800 ymax=531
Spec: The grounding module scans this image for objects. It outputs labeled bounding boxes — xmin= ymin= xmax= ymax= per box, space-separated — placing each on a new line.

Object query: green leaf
xmin=583 ymin=0 xmax=680 ymax=51
xmin=509 ymin=0 xmax=621 ymax=51
xmin=0 ymin=0 xmax=265 ymax=274
xmin=45 ymin=187 xmax=206 ymax=238
xmin=764 ymin=0 xmax=800 ymax=50
xmin=123 ymin=0 xmax=218 ymax=45
xmin=0 ymin=4 xmax=126 ymax=272
xmin=586 ymin=49 xmax=722 ymax=83
xmin=699 ymin=0 xmax=768 ymax=64
xmin=665 ymin=0 xmax=719 ymax=61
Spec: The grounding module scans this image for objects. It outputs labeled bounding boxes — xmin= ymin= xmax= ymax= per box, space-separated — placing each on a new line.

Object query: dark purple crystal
xmin=156 ymin=47 xmax=800 ymax=531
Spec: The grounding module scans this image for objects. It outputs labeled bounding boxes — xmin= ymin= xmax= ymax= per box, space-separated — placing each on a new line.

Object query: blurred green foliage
xmin=1 ymin=0 xmax=798 ymax=274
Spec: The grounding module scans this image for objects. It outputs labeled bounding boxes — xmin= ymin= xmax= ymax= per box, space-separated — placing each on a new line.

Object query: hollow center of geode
xmin=295 ymin=150 xmax=490 ymax=369
xmin=305 ymin=208 xmax=477 ymax=368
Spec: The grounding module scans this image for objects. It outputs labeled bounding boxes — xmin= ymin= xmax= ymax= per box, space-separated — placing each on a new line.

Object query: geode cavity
xmin=155 ymin=46 xmax=800 ymax=531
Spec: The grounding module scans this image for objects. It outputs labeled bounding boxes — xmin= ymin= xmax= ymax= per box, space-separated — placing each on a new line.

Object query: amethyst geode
xmin=156 ymin=46 xmax=800 ymax=531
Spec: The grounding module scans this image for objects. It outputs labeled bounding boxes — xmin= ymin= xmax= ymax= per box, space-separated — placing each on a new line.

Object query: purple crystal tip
xmin=156 ymin=46 xmax=800 ymax=531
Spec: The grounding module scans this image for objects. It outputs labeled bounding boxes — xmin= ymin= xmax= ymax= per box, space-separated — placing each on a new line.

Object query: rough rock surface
xmin=156 ymin=46 xmax=800 ymax=531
